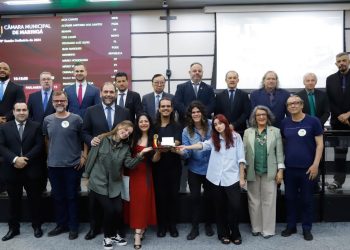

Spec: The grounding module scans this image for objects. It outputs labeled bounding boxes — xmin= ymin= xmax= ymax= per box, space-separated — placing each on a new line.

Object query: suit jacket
xmin=82 ymin=103 xmax=130 ymax=146
xmin=214 ymin=89 xmax=251 ymax=134
xmin=0 ymin=81 xmax=25 ymax=121
xmin=142 ymin=92 xmax=174 ymax=121
xmin=174 ymin=81 xmax=215 ymax=121
xmin=64 ymin=83 xmax=101 ymax=118
xmin=243 ymin=126 xmax=285 ymax=182
xmin=119 ymin=90 xmax=142 ymax=123
xmin=0 ymin=120 xmax=44 ymax=181
xmin=27 ymin=90 xmax=55 ymax=124
xmin=326 ymin=71 xmax=350 ymax=129
xmin=296 ymin=89 xmax=330 ymax=128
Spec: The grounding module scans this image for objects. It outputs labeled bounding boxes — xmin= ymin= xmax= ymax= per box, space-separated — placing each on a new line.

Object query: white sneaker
xmin=111 ymin=234 xmax=127 ymax=246
xmin=103 ymin=237 xmax=113 ymax=250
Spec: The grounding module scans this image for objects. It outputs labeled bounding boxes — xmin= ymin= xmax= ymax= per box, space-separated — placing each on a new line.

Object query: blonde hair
xmin=98 ymin=120 xmax=134 ymax=140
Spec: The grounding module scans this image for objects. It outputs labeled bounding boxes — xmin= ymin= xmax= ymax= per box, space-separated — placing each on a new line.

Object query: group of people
xmin=0 ymin=51 xmax=349 ymax=248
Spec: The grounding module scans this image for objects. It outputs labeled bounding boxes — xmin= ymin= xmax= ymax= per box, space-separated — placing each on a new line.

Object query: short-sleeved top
xmin=201 ymin=131 xmax=246 ymax=186
xmin=281 ymin=114 xmax=323 ymax=169
xmin=43 ymin=113 xmax=83 ymax=167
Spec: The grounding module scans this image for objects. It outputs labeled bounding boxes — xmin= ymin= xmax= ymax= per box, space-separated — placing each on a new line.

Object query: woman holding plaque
xmin=124 ymin=113 xmax=157 ymax=249
xmin=180 ymin=101 xmax=214 ymax=240
xmin=152 ymin=97 xmax=182 ymax=238
xmin=179 ymin=114 xmax=246 ymax=245
xmin=243 ymin=106 xmax=284 ymax=239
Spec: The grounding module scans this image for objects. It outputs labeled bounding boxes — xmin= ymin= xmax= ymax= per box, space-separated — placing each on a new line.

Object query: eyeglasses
xmin=53 ymin=100 xmax=67 ymax=103
xmin=153 ymin=81 xmax=165 ymax=85
xmin=287 ymin=101 xmax=301 ymax=107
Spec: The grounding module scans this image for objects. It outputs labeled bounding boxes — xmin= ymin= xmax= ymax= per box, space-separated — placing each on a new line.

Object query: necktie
xmin=194 ymin=84 xmax=199 ymax=97
xmin=229 ymin=90 xmax=235 ymax=104
xmin=0 ymin=81 xmax=4 ymax=101
xmin=43 ymin=91 xmax=48 ymax=111
xmin=342 ymin=75 xmax=346 ymax=93
xmin=269 ymin=92 xmax=274 ymax=106
xmin=155 ymin=94 xmax=160 ymax=113
xmin=78 ymin=83 xmax=83 ymax=106
xmin=308 ymin=92 xmax=316 ymax=116
xmin=119 ymin=93 xmax=125 ymax=108
xmin=18 ymin=123 xmax=24 ymax=140
xmin=106 ymin=106 xmax=112 ymax=130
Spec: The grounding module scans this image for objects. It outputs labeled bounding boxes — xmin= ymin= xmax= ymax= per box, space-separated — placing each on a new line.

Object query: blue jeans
xmin=48 ymin=167 xmax=81 ymax=231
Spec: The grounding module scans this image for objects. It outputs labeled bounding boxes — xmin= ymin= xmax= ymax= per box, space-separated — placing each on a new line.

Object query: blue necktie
xmin=119 ymin=93 xmax=125 ymax=108
xmin=43 ymin=91 xmax=48 ymax=111
xmin=155 ymin=94 xmax=160 ymax=113
xmin=0 ymin=81 xmax=4 ymax=101
xmin=106 ymin=106 xmax=112 ymax=131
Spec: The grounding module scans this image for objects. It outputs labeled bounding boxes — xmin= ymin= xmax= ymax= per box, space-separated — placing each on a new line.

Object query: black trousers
xmin=6 ymin=173 xmax=42 ymax=230
xmin=88 ymin=190 xmax=122 ymax=238
xmin=210 ymin=181 xmax=241 ymax=239
xmin=188 ymin=170 xmax=213 ymax=227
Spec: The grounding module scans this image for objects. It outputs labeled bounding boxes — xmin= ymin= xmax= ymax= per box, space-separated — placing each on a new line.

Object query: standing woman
xmin=180 ymin=101 xmax=214 ymax=240
xmin=126 ymin=113 xmax=157 ymax=249
xmin=243 ymin=105 xmax=284 ymax=239
xmin=179 ymin=114 xmax=246 ymax=245
xmin=85 ymin=120 xmax=152 ymax=250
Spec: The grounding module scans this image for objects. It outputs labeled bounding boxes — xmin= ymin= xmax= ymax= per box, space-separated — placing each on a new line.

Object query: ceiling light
xmin=4 ymin=0 xmax=51 ymax=5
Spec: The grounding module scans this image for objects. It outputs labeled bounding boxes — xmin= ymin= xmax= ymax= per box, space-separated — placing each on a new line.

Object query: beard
xmin=0 ymin=75 xmax=9 ymax=82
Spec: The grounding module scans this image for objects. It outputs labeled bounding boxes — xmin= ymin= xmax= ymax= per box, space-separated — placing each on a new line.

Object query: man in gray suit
xmin=142 ymin=74 xmax=174 ymax=122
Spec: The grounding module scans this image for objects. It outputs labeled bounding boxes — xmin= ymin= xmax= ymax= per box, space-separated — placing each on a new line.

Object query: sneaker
xmin=111 ymin=234 xmax=127 ymax=246
xmin=103 ymin=238 xmax=113 ymax=250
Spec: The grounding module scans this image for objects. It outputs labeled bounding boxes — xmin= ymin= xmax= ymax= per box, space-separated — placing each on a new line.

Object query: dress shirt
xmin=12 ymin=120 xmax=27 ymax=163
xmin=1 ymin=79 xmax=9 ymax=95
xmin=41 ymin=89 xmax=52 ymax=104
xmin=200 ymin=131 xmax=246 ymax=186
xmin=117 ymin=89 xmax=128 ymax=106
xmin=102 ymin=102 xmax=115 ymax=127
xmin=75 ymin=81 xmax=87 ymax=98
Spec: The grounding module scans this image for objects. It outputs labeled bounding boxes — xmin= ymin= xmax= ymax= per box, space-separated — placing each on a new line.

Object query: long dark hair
xmin=185 ymin=101 xmax=208 ymax=138
xmin=132 ymin=113 xmax=154 ymax=148
xmin=211 ymin=114 xmax=234 ymax=152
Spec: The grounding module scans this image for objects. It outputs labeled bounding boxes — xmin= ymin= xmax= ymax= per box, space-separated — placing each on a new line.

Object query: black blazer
xmin=326 ymin=71 xmax=350 ymax=129
xmin=82 ymin=103 xmax=130 ymax=146
xmin=296 ymin=89 xmax=330 ymax=128
xmin=0 ymin=120 xmax=44 ymax=180
xmin=214 ymin=89 xmax=251 ymax=134
xmin=0 ymin=81 xmax=25 ymax=121
xmin=27 ymin=90 xmax=55 ymax=124
xmin=121 ymin=90 xmax=142 ymax=123
xmin=174 ymin=81 xmax=215 ymax=121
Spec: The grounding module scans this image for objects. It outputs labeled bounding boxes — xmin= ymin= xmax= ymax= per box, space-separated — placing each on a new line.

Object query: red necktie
xmin=78 ymin=84 xmax=83 ymax=106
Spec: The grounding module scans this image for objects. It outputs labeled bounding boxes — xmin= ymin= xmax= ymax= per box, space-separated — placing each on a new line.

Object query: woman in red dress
xmin=128 ymin=113 xmax=157 ymax=249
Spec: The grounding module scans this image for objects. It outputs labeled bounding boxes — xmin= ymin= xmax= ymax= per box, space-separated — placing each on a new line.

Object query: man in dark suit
xmin=174 ymin=62 xmax=215 ymax=124
xmin=64 ymin=62 xmax=101 ymax=119
xmin=296 ymin=73 xmax=330 ymax=128
xmin=215 ymin=70 xmax=251 ymax=135
xmin=82 ymin=82 xmax=130 ymax=240
xmin=27 ymin=71 xmax=55 ymax=124
xmin=142 ymin=73 xmax=174 ymax=121
xmin=0 ymin=62 xmax=26 ymax=193
xmin=0 ymin=102 xmax=44 ymax=241
xmin=326 ymin=52 xmax=350 ymax=191
xmin=114 ymin=71 xmax=142 ymax=123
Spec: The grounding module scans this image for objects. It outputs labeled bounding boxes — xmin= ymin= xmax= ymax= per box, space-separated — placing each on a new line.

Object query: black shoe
xmin=34 ymin=227 xmax=43 ymax=238
xmin=2 ymin=229 xmax=20 ymax=241
xmin=69 ymin=231 xmax=78 ymax=240
xmin=169 ymin=225 xmax=179 ymax=238
xmin=84 ymin=229 xmax=98 ymax=240
xmin=205 ymin=224 xmax=214 ymax=236
xmin=303 ymin=230 xmax=313 ymax=241
xmin=187 ymin=227 xmax=199 ymax=240
xmin=48 ymin=226 xmax=68 ymax=237
xmin=281 ymin=228 xmax=297 ymax=237
xmin=157 ymin=228 xmax=166 ymax=238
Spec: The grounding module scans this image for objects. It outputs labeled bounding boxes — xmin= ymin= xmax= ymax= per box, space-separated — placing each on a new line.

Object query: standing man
xmin=250 ymin=71 xmax=290 ymax=128
xmin=0 ymin=62 xmax=25 ymax=193
xmin=142 ymin=74 xmax=174 ymax=121
xmin=174 ymin=62 xmax=215 ymax=124
xmin=296 ymin=73 xmax=330 ymax=128
xmin=0 ymin=102 xmax=44 ymax=241
xmin=326 ymin=52 xmax=350 ymax=191
xmin=214 ymin=70 xmax=251 ymax=136
xmin=64 ymin=62 xmax=101 ymax=119
xmin=115 ymin=71 xmax=142 ymax=123
xmin=280 ymin=95 xmax=323 ymax=241
xmin=27 ymin=71 xmax=55 ymax=124
xmin=82 ymin=82 xmax=129 ymax=241
xmin=43 ymin=91 xmax=87 ymax=240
